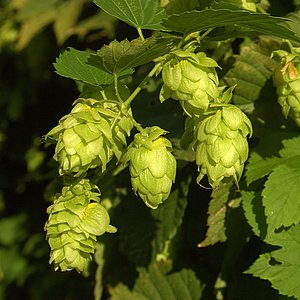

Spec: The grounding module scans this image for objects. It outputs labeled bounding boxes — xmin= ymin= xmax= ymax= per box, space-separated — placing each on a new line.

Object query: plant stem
xmin=256 ymin=5 xmax=267 ymax=14
xmin=137 ymin=28 xmax=145 ymax=41
xmin=199 ymin=28 xmax=213 ymax=41
xmin=122 ymin=63 xmax=162 ymax=108
xmin=114 ymin=73 xmax=123 ymax=102
xmin=100 ymin=90 xmax=107 ymax=100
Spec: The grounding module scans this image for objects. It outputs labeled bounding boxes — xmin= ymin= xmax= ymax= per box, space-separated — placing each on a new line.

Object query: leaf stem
xmin=114 ymin=73 xmax=123 ymax=102
xmin=100 ymin=90 xmax=107 ymax=100
xmin=137 ymin=27 xmax=145 ymax=41
xmin=199 ymin=28 xmax=213 ymax=41
xmin=256 ymin=5 xmax=268 ymax=14
xmin=122 ymin=63 xmax=162 ymax=108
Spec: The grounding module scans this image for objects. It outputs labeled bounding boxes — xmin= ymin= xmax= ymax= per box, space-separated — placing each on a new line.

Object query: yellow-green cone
xmin=160 ymin=50 xmax=220 ymax=116
xmin=272 ymin=49 xmax=300 ymax=126
xmin=46 ymin=98 xmax=133 ymax=176
xmin=44 ymin=178 xmax=117 ymax=275
xmin=194 ymin=105 xmax=252 ymax=188
xmin=122 ymin=126 xmax=177 ymax=209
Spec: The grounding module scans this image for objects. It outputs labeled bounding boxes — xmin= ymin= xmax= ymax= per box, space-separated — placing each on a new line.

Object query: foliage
xmin=1 ymin=0 xmax=300 ymax=299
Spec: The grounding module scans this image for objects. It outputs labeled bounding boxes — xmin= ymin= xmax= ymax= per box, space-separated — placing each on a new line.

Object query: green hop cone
xmin=101 ymin=100 xmax=134 ymax=160
xmin=194 ymin=104 xmax=252 ymax=188
xmin=44 ymin=178 xmax=117 ymax=275
xmin=122 ymin=126 xmax=177 ymax=209
xmin=272 ymin=49 xmax=300 ymax=126
xmin=46 ymin=98 xmax=133 ymax=176
xmin=160 ymin=50 xmax=220 ymax=116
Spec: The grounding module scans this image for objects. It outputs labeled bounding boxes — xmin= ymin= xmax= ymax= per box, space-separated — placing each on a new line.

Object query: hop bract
xmin=46 ymin=98 xmax=133 ymax=176
xmin=272 ymin=50 xmax=300 ymax=126
xmin=44 ymin=178 xmax=117 ymax=275
xmin=160 ymin=50 xmax=219 ymax=116
xmin=194 ymin=105 xmax=252 ymax=188
xmin=122 ymin=126 xmax=177 ymax=209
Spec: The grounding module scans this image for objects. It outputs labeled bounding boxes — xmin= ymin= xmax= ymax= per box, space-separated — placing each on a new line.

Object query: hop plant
xmin=44 ymin=178 xmax=117 ymax=275
xmin=122 ymin=126 xmax=177 ymax=209
xmin=194 ymin=104 xmax=252 ymax=188
xmin=272 ymin=49 xmax=300 ymax=126
xmin=159 ymin=50 xmax=220 ymax=116
xmin=46 ymin=98 xmax=133 ymax=176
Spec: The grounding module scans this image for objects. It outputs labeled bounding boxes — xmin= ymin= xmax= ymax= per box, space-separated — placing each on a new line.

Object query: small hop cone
xmin=160 ymin=50 xmax=220 ymax=116
xmin=46 ymin=98 xmax=133 ymax=176
xmin=272 ymin=50 xmax=300 ymax=126
xmin=123 ymin=126 xmax=177 ymax=209
xmin=194 ymin=105 xmax=252 ymax=188
xmin=44 ymin=178 xmax=117 ymax=275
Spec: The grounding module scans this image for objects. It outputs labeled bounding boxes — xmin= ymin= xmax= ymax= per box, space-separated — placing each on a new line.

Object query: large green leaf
xmin=93 ymin=0 xmax=167 ymax=30
xmin=262 ymin=155 xmax=300 ymax=233
xmin=88 ymin=37 xmax=173 ymax=75
xmin=54 ymin=47 xmax=132 ymax=87
xmin=246 ymin=224 xmax=300 ymax=299
xmin=151 ymin=178 xmax=190 ymax=256
xmin=109 ymin=263 xmax=203 ymax=300
xmin=162 ymin=9 xmax=300 ymax=43
xmin=223 ymin=40 xmax=276 ymax=112
xmin=245 ymin=132 xmax=298 ymax=186
xmin=246 ymin=152 xmax=281 ymax=186
xmin=241 ymin=191 xmax=267 ymax=239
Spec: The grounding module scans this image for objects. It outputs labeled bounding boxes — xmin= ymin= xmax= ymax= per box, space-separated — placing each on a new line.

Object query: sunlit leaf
xmin=88 ymin=37 xmax=173 ymax=74
xmin=246 ymin=224 xmax=300 ymax=299
xmin=93 ymin=0 xmax=167 ymax=30
xmin=54 ymin=47 xmax=132 ymax=86
xmin=162 ymin=9 xmax=300 ymax=43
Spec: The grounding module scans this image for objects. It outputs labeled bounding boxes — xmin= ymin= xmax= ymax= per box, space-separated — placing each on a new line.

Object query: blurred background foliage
xmin=0 ymin=0 xmax=299 ymax=299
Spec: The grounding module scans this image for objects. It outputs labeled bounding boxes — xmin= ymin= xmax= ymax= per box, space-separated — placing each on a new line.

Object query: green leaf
xmin=285 ymin=10 xmax=300 ymax=42
xmin=246 ymin=152 xmax=281 ymax=186
xmin=246 ymin=224 xmax=300 ymax=299
xmin=198 ymin=183 xmax=231 ymax=247
xmin=245 ymin=132 xmax=298 ymax=186
xmin=54 ymin=48 xmax=131 ymax=87
xmin=88 ymin=37 xmax=173 ymax=75
xmin=223 ymin=40 xmax=276 ymax=112
xmin=279 ymin=136 xmax=300 ymax=158
xmin=53 ymin=0 xmax=85 ymax=45
xmin=109 ymin=263 xmax=203 ymax=300
xmin=17 ymin=9 xmax=57 ymax=50
xmin=93 ymin=0 xmax=167 ymax=30
xmin=161 ymin=0 xmax=198 ymax=15
xmin=241 ymin=191 xmax=267 ymax=239
xmin=151 ymin=178 xmax=190 ymax=256
xmin=109 ymin=283 xmax=144 ymax=300
xmin=162 ymin=9 xmax=300 ymax=43
xmin=262 ymin=156 xmax=300 ymax=233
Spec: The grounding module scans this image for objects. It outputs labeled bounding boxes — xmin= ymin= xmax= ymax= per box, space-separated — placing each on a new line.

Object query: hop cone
xmin=160 ymin=50 xmax=219 ymax=116
xmin=101 ymin=100 xmax=134 ymax=160
xmin=122 ymin=126 xmax=177 ymax=209
xmin=46 ymin=98 xmax=133 ymax=176
xmin=44 ymin=178 xmax=117 ymax=275
xmin=272 ymin=50 xmax=300 ymax=126
xmin=194 ymin=105 xmax=252 ymax=188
